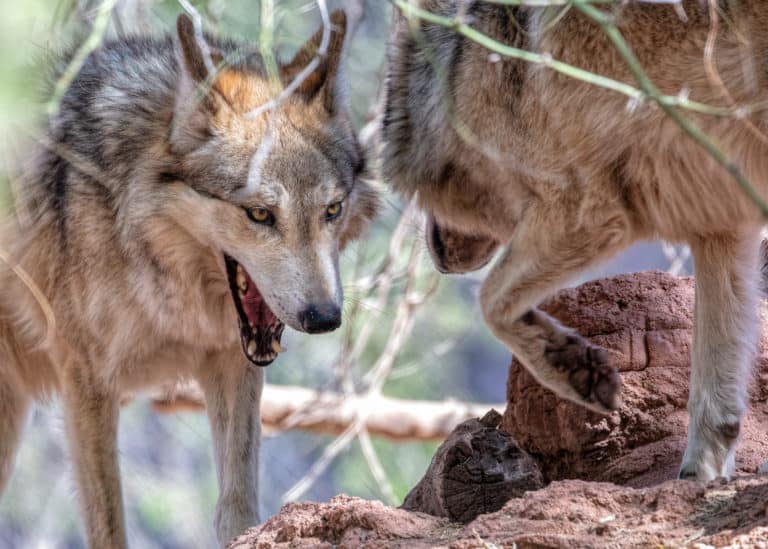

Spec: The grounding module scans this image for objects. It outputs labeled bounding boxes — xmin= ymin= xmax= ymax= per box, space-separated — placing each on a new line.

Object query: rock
xmin=228 ymin=475 xmax=768 ymax=548
xmin=400 ymin=409 xmax=543 ymax=523
xmin=229 ymin=271 xmax=768 ymax=548
xmin=501 ymin=271 xmax=768 ymax=486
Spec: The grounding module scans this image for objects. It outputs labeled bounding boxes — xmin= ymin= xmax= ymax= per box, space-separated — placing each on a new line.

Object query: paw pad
xmin=545 ymin=334 xmax=621 ymax=411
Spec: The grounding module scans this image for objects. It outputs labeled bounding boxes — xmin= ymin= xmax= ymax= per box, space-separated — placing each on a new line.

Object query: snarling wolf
xmin=0 ymin=10 xmax=377 ymax=547
xmin=382 ymin=1 xmax=768 ymax=483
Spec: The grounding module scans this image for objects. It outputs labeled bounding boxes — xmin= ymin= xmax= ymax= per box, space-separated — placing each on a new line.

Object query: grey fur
xmin=0 ymin=10 xmax=377 ymax=548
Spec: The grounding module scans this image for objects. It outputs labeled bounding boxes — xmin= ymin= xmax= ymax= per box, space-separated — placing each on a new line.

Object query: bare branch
xmin=149 ymin=383 xmax=502 ymax=442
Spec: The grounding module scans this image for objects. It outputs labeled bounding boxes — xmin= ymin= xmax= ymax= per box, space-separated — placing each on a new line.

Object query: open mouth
xmin=224 ymin=255 xmax=285 ymax=366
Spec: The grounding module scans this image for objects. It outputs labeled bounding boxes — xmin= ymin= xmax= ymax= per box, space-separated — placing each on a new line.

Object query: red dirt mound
xmin=503 ymin=271 xmax=768 ymax=487
xmin=230 ymin=476 xmax=768 ymax=548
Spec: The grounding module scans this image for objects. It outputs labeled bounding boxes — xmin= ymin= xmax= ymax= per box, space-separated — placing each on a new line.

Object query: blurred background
xmin=0 ymin=1 xmax=691 ymax=547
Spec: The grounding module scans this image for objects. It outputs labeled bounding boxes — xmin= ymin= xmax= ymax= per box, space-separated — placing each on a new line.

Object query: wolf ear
xmin=280 ymin=10 xmax=347 ymax=114
xmin=172 ymin=14 xmax=226 ymax=152
xmin=175 ymin=14 xmax=226 ymax=107
xmin=177 ymin=14 xmax=210 ymax=83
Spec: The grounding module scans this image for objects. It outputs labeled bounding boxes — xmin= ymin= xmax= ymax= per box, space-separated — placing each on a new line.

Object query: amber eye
xmin=325 ymin=201 xmax=343 ymax=221
xmin=246 ymin=207 xmax=275 ymax=226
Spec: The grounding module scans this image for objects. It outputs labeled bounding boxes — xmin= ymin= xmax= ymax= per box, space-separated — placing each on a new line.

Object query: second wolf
xmin=0 ymin=11 xmax=377 ymax=548
xmin=382 ymin=0 xmax=768 ymax=483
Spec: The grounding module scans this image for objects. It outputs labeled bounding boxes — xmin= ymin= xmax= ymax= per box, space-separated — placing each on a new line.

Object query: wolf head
xmin=154 ymin=12 xmax=378 ymax=365
xmin=380 ymin=6 xmax=505 ymax=276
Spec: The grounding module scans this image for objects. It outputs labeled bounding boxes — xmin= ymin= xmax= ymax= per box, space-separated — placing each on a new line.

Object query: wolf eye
xmin=246 ymin=207 xmax=275 ymax=226
xmin=325 ymin=201 xmax=343 ymax=221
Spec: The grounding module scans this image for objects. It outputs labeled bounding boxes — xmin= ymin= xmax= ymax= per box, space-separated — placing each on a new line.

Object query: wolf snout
xmin=298 ymin=302 xmax=342 ymax=333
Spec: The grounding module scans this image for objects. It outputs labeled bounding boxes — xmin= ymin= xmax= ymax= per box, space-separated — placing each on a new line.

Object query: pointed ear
xmin=172 ymin=14 xmax=227 ymax=153
xmin=280 ymin=10 xmax=347 ymax=113
xmin=177 ymin=14 xmax=210 ymax=83
xmin=176 ymin=14 xmax=228 ymax=79
xmin=175 ymin=14 xmax=226 ymax=109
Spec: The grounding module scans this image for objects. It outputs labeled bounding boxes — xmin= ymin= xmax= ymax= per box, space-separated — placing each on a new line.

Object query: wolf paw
xmin=545 ymin=334 xmax=621 ymax=412
xmin=679 ymin=420 xmax=740 ymax=481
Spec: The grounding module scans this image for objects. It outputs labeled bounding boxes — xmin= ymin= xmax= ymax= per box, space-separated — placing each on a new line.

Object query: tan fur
xmin=382 ymin=1 xmax=768 ymax=482
xmin=0 ymin=11 xmax=377 ymax=548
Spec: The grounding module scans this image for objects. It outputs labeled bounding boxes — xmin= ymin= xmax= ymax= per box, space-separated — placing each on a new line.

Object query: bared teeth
xmin=256 ymin=353 xmax=277 ymax=363
xmin=247 ymin=340 xmax=257 ymax=357
xmin=271 ymin=340 xmax=286 ymax=354
xmin=236 ymin=267 xmax=248 ymax=292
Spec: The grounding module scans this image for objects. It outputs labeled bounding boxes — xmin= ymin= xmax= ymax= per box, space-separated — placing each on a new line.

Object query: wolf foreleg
xmin=679 ymin=231 xmax=761 ymax=481
xmin=197 ymin=353 xmax=264 ymax=547
xmin=480 ymin=220 xmax=627 ymax=414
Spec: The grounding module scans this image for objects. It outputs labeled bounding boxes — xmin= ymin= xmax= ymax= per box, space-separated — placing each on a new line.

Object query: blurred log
xmin=400 ymin=410 xmax=543 ymax=523
xmin=147 ymin=382 xmax=505 ymax=442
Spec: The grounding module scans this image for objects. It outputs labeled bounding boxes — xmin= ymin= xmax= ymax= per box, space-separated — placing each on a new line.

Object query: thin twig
xmin=178 ymin=0 xmax=218 ymax=76
xmin=702 ymin=0 xmax=768 ymax=147
xmin=282 ymin=200 xmax=441 ymax=504
xmin=358 ymin=429 xmax=399 ymax=504
xmin=47 ymin=0 xmax=119 ymax=116
xmin=334 ymin=200 xmax=420 ymax=379
xmin=574 ymin=1 xmax=768 ymax=217
xmin=282 ymin=422 xmax=357 ymax=503
xmin=390 ymin=0 xmax=768 ymax=118
xmin=248 ymin=0 xmax=332 ymax=119
xmin=0 ymin=247 xmax=57 ymax=350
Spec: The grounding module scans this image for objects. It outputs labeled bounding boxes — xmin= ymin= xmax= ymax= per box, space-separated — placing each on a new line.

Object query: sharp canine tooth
xmin=247 ymin=340 xmax=257 ymax=356
xmin=271 ymin=340 xmax=286 ymax=354
xmin=236 ymin=271 xmax=247 ymax=292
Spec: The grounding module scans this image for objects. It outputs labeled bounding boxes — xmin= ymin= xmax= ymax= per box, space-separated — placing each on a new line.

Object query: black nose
xmin=299 ymin=303 xmax=342 ymax=334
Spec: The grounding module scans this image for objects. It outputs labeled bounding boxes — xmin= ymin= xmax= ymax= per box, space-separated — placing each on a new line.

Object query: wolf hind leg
xmin=62 ymin=364 xmax=126 ymax=548
xmin=680 ymin=230 xmax=762 ymax=481
xmin=0 ymin=357 xmax=30 ymax=495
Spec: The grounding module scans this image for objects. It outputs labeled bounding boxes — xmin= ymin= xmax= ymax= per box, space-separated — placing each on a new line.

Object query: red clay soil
xmin=229 ymin=476 xmax=768 ymax=548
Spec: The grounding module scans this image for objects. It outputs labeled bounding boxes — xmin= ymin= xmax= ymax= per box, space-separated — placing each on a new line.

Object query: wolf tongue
xmin=240 ymin=271 xmax=277 ymax=327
